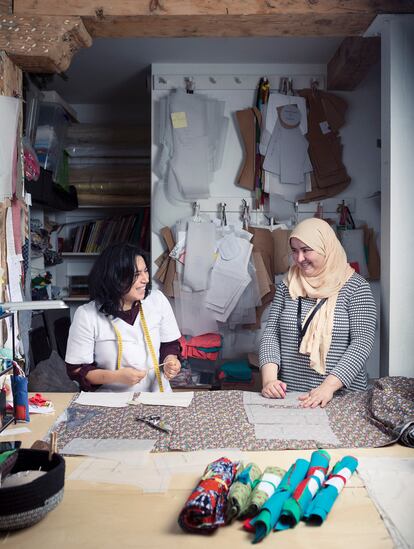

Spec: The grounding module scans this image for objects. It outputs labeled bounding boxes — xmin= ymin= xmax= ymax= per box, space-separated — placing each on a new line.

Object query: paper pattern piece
xmin=254 ymin=424 xmax=340 ymax=444
xmin=0 ymin=96 xmax=19 ymax=201
xmin=61 ymin=438 xmax=156 ymax=464
xmin=137 ymin=391 xmax=194 ymax=407
xmin=171 ymin=111 xmax=188 ymax=129
xmin=357 ymin=457 xmax=414 ymax=549
xmin=243 ymin=391 xmax=303 ymax=407
xmin=243 ymin=391 xmax=340 ymax=445
xmin=69 ymin=457 xmax=171 ymax=493
xmin=74 ymin=391 xmax=135 ymax=408
xmin=69 ymin=448 xmax=244 ymax=494
xmin=0 ymin=426 xmax=31 ymax=436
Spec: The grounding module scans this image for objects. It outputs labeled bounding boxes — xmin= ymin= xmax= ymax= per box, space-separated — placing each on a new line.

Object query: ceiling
xmin=45 ymin=36 xmax=343 ymax=106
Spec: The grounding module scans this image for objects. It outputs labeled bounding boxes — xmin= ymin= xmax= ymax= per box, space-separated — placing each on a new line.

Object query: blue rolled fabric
xmin=249 ymin=458 xmax=309 ymax=543
xmin=304 ymin=455 xmax=358 ymax=525
xmin=11 ymin=372 xmax=30 ymax=422
xmin=275 ymin=449 xmax=331 ymax=530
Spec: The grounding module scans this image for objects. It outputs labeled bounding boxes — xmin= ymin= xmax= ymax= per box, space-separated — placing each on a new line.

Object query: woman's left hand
xmin=298 ymin=374 xmax=343 ymax=408
xmin=163 ymin=355 xmax=181 ymax=379
xmin=298 ymin=384 xmax=335 ymax=408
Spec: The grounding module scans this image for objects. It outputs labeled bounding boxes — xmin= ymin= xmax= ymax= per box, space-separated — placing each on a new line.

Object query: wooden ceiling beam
xmin=12 ymin=0 xmax=414 ymax=37
xmin=0 ymin=16 xmax=92 ymax=73
xmin=327 ymin=37 xmax=381 ymax=91
xmin=0 ymin=0 xmax=12 ymax=15
xmin=82 ymin=14 xmax=376 ymax=38
xmin=12 ymin=0 xmax=414 ymax=18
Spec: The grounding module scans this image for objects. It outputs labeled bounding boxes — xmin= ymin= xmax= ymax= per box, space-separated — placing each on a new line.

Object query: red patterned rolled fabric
xmin=178 ymin=457 xmax=240 ymax=534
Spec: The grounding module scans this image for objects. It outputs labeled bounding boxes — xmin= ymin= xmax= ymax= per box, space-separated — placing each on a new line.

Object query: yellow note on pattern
xmin=171 ymin=111 xmax=188 ymax=129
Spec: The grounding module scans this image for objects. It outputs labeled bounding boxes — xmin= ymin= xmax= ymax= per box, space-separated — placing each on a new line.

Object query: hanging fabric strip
xmin=139 ymin=305 xmax=164 ymax=392
xmin=111 ymin=305 xmax=164 ymax=392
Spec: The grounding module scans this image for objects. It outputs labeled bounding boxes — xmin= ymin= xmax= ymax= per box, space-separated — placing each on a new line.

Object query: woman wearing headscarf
xmin=259 ymin=218 xmax=376 ymax=408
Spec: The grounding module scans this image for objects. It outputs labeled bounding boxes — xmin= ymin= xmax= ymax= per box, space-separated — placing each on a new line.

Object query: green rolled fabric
xmin=226 ymin=462 xmax=262 ymax=522
xmin=243 ymin=466 xmax=286 ymax=519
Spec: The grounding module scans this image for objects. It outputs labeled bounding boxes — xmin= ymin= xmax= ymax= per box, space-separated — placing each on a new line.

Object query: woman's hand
xmin=163 ymin=355 xmax=181 ymax=380
xmin=116 ymin=367 xmax=147 ymax=386
xmin=298 ymin=375 xmax=343 ymax=408
xmin=262 ymin=379 xmax=287 ymax=399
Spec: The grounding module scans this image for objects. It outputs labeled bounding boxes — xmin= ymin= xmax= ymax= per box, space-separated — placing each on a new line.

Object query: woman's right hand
xmin=262 ymin=379 xmax=287 ymax=399
xmin=116 ymin=367 xmax=147 ymax=386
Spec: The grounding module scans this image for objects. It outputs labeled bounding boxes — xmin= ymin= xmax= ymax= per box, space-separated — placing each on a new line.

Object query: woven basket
xmin=0 ymin=449 xmax=65 ymax=530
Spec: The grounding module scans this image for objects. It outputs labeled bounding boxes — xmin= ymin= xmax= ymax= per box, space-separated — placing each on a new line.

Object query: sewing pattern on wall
xmin=154 ymin=201 xmax=293 ymax=343
xmin=155 ymin=83 xmax=229 ymax=203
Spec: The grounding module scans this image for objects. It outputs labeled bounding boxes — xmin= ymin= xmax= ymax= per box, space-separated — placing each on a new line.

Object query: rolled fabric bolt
xmin=248 ymin=458 xmax=309 ymax=543
xmin=275 ymin=449 xmax=330 ymax=530
xmin=226 ymin=462 xmax=262 ymax=522
xmin=304 ymin=455 xmax=358 ymax=525
xmin=243 ymin=466 xmax=286 ymax=519
xmin=178 ymin=457 xmax=240 ymax=534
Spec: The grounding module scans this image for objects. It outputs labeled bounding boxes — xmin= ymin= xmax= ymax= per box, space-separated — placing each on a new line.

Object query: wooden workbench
xmin=0 ymin=393 xmax=412 ymax=549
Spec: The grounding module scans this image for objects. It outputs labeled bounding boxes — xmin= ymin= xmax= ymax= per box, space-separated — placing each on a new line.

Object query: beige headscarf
xmin=285 ymin=218 xmax=354 ymax=375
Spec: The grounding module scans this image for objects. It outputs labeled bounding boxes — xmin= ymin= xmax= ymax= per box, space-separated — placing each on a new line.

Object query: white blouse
xmin=65 ymin=290 xmax=181 ymax=392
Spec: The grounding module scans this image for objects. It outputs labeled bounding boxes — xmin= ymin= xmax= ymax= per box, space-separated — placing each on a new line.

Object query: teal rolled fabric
xmin=304 ymin=455 xmax=358 ymax=525
xmin=275 ymin=449 xmax=331 ymax=530
xmin=249 ymin=458 xmax=309 ymax=543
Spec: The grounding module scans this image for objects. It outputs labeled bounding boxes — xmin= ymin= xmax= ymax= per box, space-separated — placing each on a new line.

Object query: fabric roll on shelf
xmin=72 ymin=180 xmax=149 ymax=196
xmin=76 ymin=193 xmax=150 ymax=207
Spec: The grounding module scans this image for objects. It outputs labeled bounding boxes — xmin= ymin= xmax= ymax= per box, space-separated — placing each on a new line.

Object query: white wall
xmin=369 ymin=15 xmax=414 ymax=378
xmin=151 ymin=62 xmax=381 ymax=378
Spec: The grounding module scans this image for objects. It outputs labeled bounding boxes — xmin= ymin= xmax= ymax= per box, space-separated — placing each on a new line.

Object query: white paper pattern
xmin=137 ymin=391 xmax=194 ymax=407
xmin=357 ymin=457 xmax=414 ymax=549
xmin=74 ymin=391 xmax=135 ymax=408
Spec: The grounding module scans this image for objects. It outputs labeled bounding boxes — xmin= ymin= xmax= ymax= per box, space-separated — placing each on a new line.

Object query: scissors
xmin=136 ymin=415 xmax=173 ymax=433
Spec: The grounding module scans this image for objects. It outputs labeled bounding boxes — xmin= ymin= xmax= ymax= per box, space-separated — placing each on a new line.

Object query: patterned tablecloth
xmin=52 ymin=378 xmax=413 ymax=452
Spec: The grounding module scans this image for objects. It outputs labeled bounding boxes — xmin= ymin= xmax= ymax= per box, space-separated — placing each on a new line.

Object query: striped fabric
xmin=259 ymin=273 xmax=376 ymax=392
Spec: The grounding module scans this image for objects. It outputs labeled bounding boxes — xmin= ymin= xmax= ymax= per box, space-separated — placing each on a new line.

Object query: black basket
xmin=0 ymin=449 xmax=65 ymax=530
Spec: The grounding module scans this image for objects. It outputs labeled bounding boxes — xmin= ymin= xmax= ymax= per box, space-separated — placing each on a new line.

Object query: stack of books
xmin=64 ymin=208 xmax=150 ymax=254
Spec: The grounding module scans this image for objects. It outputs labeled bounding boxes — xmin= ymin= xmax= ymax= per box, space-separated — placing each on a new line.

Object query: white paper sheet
xmin=69 ymin=457 xmax=171 ymax=493
xmin=137 ymin=391 xmax=194 ymax=407
xmin=29 ymin=404 xmax=55 ymax=414
xmin=69 ymin=447 xmax=244 ymax=493
xmin=357 ymin=457 xmax=414 ymax=549
xmin=74 ymin=391 xmax=134 ymax=408
xmin=243 ymin=391 xmax=303 ymax=407
xmin=245 ymin=405 xmax=330 ymax=425
xmin=0 ymin=96 xmax=19 ymax=201
xmin=152 ymin=448 xmax=244 ymax=476
xmin=254 ymin=423 xmax=340 ymax=444
xmin=61 ymin=438 xmax=156 ymax=465
xmin=0 ymin=426 xmax=31 ymax=436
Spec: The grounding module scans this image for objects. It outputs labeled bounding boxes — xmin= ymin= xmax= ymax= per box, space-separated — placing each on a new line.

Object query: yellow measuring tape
xmin=112 ymin=304 xmax=164 ymax=392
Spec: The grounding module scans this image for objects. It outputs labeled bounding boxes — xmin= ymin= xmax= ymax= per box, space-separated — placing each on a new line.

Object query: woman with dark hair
xmin=65 ymin=243 xmax=181 ymax=392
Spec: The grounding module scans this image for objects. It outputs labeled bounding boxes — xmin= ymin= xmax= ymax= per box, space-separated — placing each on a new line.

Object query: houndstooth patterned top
xmin=259 ymin=273 xmax=376 ymax=392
